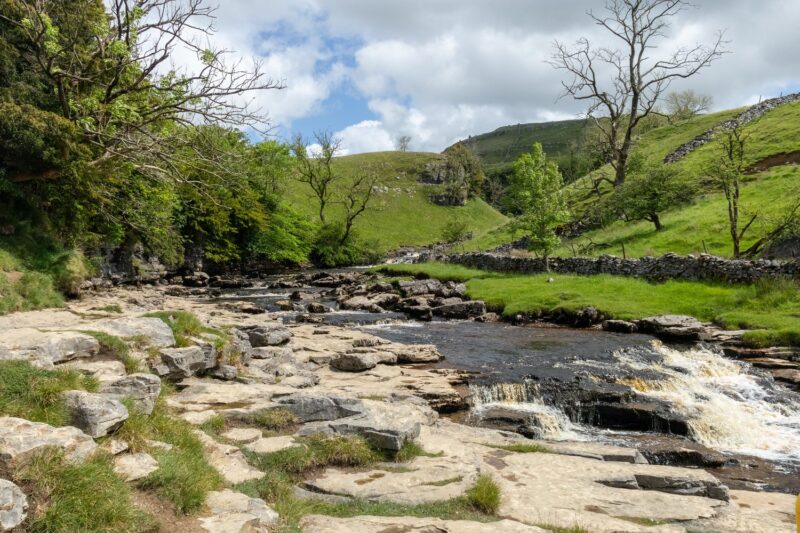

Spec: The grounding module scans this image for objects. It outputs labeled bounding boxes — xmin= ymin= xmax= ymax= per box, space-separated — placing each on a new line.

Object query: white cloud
xmin=189 ymin=0 xmax=800 ymax=152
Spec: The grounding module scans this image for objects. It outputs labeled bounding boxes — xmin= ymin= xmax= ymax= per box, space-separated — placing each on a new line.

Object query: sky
xmin=199 ymin=0 xmax=800 ymax=154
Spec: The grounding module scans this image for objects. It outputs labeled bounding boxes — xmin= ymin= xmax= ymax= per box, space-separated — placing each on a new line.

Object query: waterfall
xmin=614 ymin=341 xmax=800 ymax=464
xmin=469 ymin=380 xmax=586 ymax=440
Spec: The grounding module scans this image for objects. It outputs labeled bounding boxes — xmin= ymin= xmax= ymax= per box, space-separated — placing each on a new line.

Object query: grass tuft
xmin=15 ymin=449 xmax=155 ymax=532
xmin=487 ymin=442 xmax=551 ymax=454
xmin=144 ymin=310 xmax=221 ymax=347
xmin=0 ymin=360 xmax=98 ymax=426
xmin=465 ymin=474 xmax=501 ymax=514
xmin=251 ymin=408 xmax=299 ymax=432
xmin=81 ymin=331 xmax=141 ymax=373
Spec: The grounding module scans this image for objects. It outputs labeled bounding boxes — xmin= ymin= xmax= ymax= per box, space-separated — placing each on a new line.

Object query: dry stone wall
xmin=432 ymin=252 xmax=800 ymax=284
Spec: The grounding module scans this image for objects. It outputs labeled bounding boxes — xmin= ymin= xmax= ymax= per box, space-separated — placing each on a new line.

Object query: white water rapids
xmin=470 ymin=342 xmax=800 ymax=464
xmin=614 ymin=341 xmax=800 ymax=464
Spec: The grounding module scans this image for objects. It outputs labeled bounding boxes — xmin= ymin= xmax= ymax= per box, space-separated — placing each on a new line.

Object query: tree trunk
xmin=613 ymin=153 xmax=627 ymax=186
xmin=651 ymin=213 xmax=662 ymax=231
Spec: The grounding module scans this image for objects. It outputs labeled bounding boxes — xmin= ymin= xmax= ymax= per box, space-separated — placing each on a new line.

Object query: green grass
xmin=144 ymin=310 xmax=221 ymax=347
xmin=0 ymin=271 xmax=64 ymax=315
xmin=284 ymin=151 xmax=507 ymax=253
xmin=114 ymin=391 xmax=224 ymax=514
xmin=251 ymin=408 xmax=300 ymax=432
xmin=464 ymin=474 xmax=501 ymax=514
xmin=81 ymin=331 xmax=141 ymax=373
xmin=487 ymin=442 xmax=551 ymax=454
xmin=452 ymin=118 xmax=589 ymax=173
xmin=14 ymin=449 xmax=156 ymax=532
xmin=560 ymin=101 xmax=800 ymax=258
xmin=379 ymin=263 xmax=800 ymax=346
xmin=0 ymin=360 xmax=98 ymax=426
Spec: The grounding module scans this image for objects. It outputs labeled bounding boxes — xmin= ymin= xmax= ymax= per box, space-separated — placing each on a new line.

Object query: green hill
xmin=450 ymin=119 xmax=590 ymax=179
xmin=283 ymin=151 xmax=507 ymax=253
xmin=459 ymin=100 xmax=800 ymax=258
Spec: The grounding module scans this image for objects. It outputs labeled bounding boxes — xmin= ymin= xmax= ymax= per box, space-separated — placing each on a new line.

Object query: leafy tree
xmin=505 ymin=144 xmax=569 ymax=268
xmin=666 ymin=90 xmax=713 ymax=123
xmin=611 ymin=158 xmax=692 ymax=231
xmin=441 ymin=215 xmax=471 ymax=251
xmin=442 ymin=143 xmax=485 ymax=199
xmin=710 ymin=126 xmax=753 ymax=258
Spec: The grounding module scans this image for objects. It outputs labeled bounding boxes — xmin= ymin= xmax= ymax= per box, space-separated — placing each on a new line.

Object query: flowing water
xmin=362 ymin=319 xmax=800 ymax=469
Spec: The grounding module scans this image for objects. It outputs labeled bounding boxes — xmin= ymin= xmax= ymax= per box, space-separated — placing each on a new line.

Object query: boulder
xmin=229 ymin=328 xmax=254 ymax=364
xmin=338 ymin=296 xmax=372 ymax=311
xmin=275 ymin=393 xmax=365 ymax=423
xmin=599 ymin=473 xmax=729 ymax=501
xmin=113 ymin=452 xmax=158 ymax=482
xmin=0 ymin=417 xmax=97 ymax=474
xmin=602 ymin=319 xmax=639 ymax=334
xmin=306 ymin=302 xmax=331 ymax=314
xmin=330 ymin=353 xmax=377 ymax=372
xmin=61 ymin=390 xmax=129 ymax=438
xmin=100 ymin=373 xmax=161 ymax=415
xmin=433 ymin=300 xmax=486 ymax=319
xmin=208 ymin=364 xmax=238 ymax=381
xmin=395 ymin=279 xmax=443 ymax=297
xmin=637 ymin=315 xmax=709 ymax=340
xmin=89 ymin=317 xmax=175 ymax=347
xmin=391 ymin=344 xmax=442 ymax=364
xmin=183 ymin=271 xmax=210 ymax=287
xmin=0 ymin=479 xmax=27 ymax=531
xmin=155 ymin=346 xmax=215 ymax=380
xmin=402 ymin=305 xmax=433 ymax=321
xmin=250 ymin=346 xmax=293 ymax=360
xmin=243 ymin=324 xmax=292 ymax=347
xmin=771 ymin=368 xmax=800 ymax=389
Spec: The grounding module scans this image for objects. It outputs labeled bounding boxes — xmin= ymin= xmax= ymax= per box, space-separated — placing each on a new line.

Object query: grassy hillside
xmin=459 ymin=100 xmax=800 ymax=257
xmin=284 ymin=151 xmax=507 ymax=253
xmin=450 ymin=119 xmax=589 ymax=174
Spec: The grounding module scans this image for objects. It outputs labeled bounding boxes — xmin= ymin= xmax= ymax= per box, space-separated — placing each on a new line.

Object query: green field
xmin=379 ymin=262 xmax=800 ymax=347
xmin=448 ymin=119 xmax=589 ymax=175
xmin=459 ymin=101 xmax=800 ymax=257
xmin=284 ymin=151 xmax=507 ymax=253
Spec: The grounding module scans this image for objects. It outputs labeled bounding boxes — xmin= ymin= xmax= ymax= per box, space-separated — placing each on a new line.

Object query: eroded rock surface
xmin=0 ymin=417 xmax=97 ymax=475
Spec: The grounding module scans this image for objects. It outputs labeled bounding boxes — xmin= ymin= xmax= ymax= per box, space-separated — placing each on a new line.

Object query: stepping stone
xmin=114 ymin=452 xmax=158 ymax=482
xmin=200 ymin=489 xmax=278 ymax=533
xmin=61 ymin=390 xmax=128 ymax=438
xmin=194 ymin=431 xmax=264 ymax=485
xmin=0 ymin=479 xmax=27 ymax=531
xmin=244 ymin=436 xmax=299 ymax=455
xmin=221 ymin=428 xmax=262 ymax=444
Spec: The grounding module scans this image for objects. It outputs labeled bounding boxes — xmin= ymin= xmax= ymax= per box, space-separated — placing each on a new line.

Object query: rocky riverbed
xmin=0 ymin=271 xmax=797 ymax=532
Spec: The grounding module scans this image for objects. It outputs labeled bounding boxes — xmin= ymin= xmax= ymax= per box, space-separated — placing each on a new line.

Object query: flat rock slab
xmin=0 ymin=329 xmax=99 ymax=367
xmin=488 ymin=448 xmax=728 ymax=532
xmin=684 ymin=489 xmax=797 ymax=533
xmin=114 ymin=452 xmax=158 ymax=482
xmin=61 ymin=359 xmax=127 ymax=383
xmin=0 ymin=417 xmax=97 ymax=475
xmin=201 ymin=489 xmax=278 ymax=532
xmin=221 ymin=428 xmax=262 ymax=444
xmin=87 ymin=317 xmax=175 ymax=347
xmin=300 ymin=515 xmax=546 ymax=532
xmin=0 ymin=479 xmax=27 ymax=531
xmin=194 ymin=431 xmax=264 ymax=485
xmin=244 ymin=436 xmax=299 ymax=455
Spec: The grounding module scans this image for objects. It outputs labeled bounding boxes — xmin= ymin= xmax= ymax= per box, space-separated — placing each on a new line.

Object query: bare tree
xmin=665 ymin=90 xmax=713 ymax=122
xmin=292 ymin=131 xmax=340 ymax=223
xmin=1 ymin=0 xmax=282 ymax=184
xmin=340 ymin=171 xmax=378 ymax=244
xmin=396 ymin=135 xmax=412 ymax=152
xmin=551 ymin=0 xmax=726 ymax=187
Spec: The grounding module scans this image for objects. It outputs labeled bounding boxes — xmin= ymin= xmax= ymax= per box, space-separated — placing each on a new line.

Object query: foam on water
xmin=614 ymin=341 xmax=800 ymax=463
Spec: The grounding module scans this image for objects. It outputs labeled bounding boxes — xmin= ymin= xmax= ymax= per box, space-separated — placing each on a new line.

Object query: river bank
xmin=0 ymin=274 xmax=797 ymax=532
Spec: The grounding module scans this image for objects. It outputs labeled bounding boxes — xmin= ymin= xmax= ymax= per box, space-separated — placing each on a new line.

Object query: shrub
xmin=310 ymin=224 xmax=382 ymax=267
xmin=49 ymin=249 xmax=92 ymax=297
xmin=466 ymin=475 xmax=501 ymax=514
